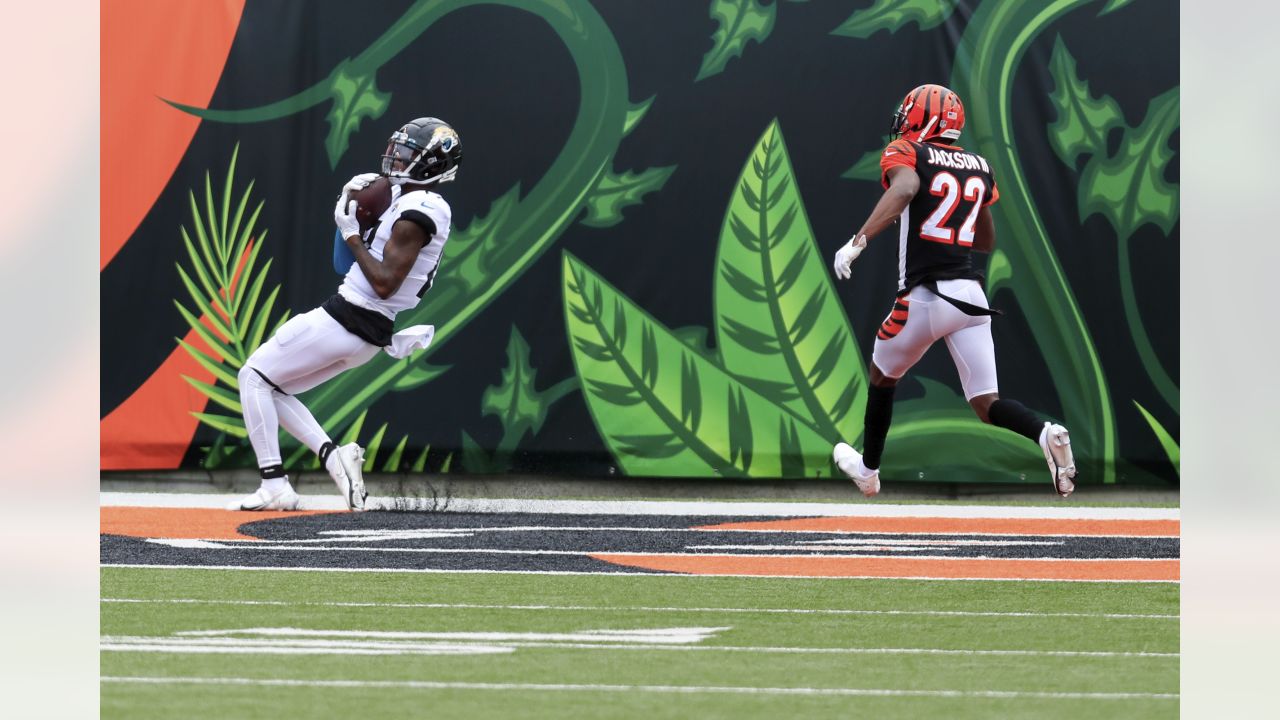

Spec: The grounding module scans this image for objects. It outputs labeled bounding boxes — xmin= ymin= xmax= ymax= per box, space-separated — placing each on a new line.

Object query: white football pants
xmin=870 ymin=278 xmax=999 ymax=400
xmin=239 ymin=307 xmax=381 ymax=468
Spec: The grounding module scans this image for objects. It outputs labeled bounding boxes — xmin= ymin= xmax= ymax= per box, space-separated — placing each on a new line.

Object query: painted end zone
xmin=101 ymin=507 xmax=334 ymax=541
xmin=696 ymin=516 xmax=1180 ymax=537
xmin=100 ymin=498 xmax=1179 ymax=582
xmin=612 ymin=516 xmax=1181 ymax=580
xmin=590 ymin=554 xmax=1180 ymax=582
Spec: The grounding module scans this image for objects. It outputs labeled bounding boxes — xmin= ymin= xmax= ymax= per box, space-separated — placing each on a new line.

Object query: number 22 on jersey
xmin=920 ymin=172 xmax=987 ymax=246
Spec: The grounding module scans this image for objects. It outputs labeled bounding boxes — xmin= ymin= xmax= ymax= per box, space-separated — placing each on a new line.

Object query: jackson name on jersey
xmin=880 ymin=138 xmax=999 ymax=291
xmin=920 ymin=145 xmax=992 ymax=174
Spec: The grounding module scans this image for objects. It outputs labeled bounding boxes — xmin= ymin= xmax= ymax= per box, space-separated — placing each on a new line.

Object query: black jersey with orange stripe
xmin=880 ymin=139 xmax=1000 ymax=291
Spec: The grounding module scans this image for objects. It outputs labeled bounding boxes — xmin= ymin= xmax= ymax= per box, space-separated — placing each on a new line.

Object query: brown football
xmin=351 ymin=176 xmax=393 ymax=231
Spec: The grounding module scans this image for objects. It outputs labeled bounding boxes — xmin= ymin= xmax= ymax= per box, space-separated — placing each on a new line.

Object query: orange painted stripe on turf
xmin=695 ymin=516 xmax=1179 ymax=537
xmin=101 ymin=507 xmax=334 ymax=541
xmin=591 ymin=554 xmax=1180 ymax=582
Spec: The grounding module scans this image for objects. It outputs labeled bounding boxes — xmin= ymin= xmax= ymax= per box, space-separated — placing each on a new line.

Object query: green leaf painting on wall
xmin=841 ymin=135 xmax=892 ymax=182
xmin=1076 ymin=87 xmax=1179 ymax=241
xmin=565 ymin=251 xmax=834 ymax=478
xmin=581 ymin=165 xmax=678 ymax=228
xmin=1046 ymin=37 xmax=1125 ymax=169
xmin=1134 ymin=401 xmax=1179 ymax=476
xmin=1047 ymin=38 xmax=1179 ymax=241
xmin=1046 ymin=35 xmax=1179 ymax=415
xmin=482 ymin=327 xmax=577 ymax=439
xmin=696 ymin=0 xmax=778 ymax=81
xmin=324 ymin=61 xmax=391 ymax=168
xmin=714 ymin=120 xmax=866 ymax=443
xmin=831 ymin=0 xmax=959 ymax=38
xmin=465 ymin=327 xmax=577 ymax=472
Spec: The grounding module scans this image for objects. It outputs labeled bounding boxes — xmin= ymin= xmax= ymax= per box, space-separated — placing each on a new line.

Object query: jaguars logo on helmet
xmin=381 ymin=117 xmax=463 ymax=186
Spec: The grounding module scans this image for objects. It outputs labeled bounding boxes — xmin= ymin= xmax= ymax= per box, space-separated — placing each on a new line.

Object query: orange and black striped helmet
xmin=890 ymin=84 xmax=965 ymax=143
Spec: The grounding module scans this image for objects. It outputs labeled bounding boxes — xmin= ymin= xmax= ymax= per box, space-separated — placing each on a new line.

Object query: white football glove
xmin=833 ymin=235 xmax=868 ymax=280
xmin=334 ymin=196 xmax=361 ymax=240
xmin=341 ymin=172 xmax=380 ymax=200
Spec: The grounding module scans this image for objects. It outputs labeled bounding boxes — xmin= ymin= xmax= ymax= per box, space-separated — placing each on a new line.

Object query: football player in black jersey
xmin=831 ymin=84 xmax=1077 ymax=498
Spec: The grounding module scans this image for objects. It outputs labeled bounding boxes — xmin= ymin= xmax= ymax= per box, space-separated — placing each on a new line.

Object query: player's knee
xmin=970 ymin=393 xmax=998 ymax=423
xmin=239 ymin=364 xmax=263 ymax=391
xmin=868 ymin=363 xmax=899 ymax=388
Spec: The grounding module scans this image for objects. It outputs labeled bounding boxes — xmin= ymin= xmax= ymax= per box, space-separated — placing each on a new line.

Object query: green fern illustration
xmin=174 ymin=144 xmax=290 ymax=440
xmin=286 ymin=407 xmax=437 ymax=474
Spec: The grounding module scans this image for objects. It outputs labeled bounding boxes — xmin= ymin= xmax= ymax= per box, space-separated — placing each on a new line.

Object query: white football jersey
xmin=338 ymin=186 xmax=452 ymax=319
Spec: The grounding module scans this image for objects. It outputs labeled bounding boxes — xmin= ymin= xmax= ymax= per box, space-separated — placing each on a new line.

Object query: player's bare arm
xmin=972 ymin=205 xmax=995 ymax=254
xmin=855 ymin=165 xmax=920 ymax=241
xmin=343 ymin=220 xmax=428 ymax=299
xmin=833 ymin=166 xmax=919 ymax=279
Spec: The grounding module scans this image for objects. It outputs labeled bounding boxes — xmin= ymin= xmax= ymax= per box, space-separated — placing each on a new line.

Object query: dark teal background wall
xmin=101 ymin=0 xmax=1178 ymax=486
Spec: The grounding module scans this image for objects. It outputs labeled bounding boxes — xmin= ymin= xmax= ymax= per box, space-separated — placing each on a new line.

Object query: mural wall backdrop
xmin=101 ymin=0 xmax=1179 ymax=487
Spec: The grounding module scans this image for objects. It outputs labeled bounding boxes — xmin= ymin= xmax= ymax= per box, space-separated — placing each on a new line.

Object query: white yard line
xmin=100 ymin=675 xmax=1179 ymax=701
xmin=174 ymin=626 xmax=727 ymax=643
xmin=99 ymin=563 xmax=1180 ymax=583
xmin=99 ymin=635 xmax=1177 ymax=659
xmin=99 ymin=597 xmax=1179 ymax=620
xmin=116 ymin=526 xmax=1175 ymax=542
xmin=99 ymin=492 xmax=1179 ymax=521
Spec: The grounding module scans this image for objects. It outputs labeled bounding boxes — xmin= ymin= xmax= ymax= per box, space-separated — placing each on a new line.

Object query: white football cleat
xmin=226 ymin=485 xmax=301 ymax=511
xmin=1039 ymin=423 xmax=1077 ymax=498
xmin=328 ymin=442 xmax=367 ymax=511
xmin=833 ymin=442 xmax=880 ymax=497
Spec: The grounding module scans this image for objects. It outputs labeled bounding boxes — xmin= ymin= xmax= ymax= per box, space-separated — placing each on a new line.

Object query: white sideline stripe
xmin=101 ymin=641 xmax=512 ymax=656
xmin=797 ymin=538 xmax=1062 ymax=546
xmin=689 ymin=542 xmax=1065 ymax=552
xmin=176 ymin=626 xmax=728 ymax=644
xmin=99 ymin=492 xmax=1180 ymax=521
xmin=128 ymin=526 xmax=1177 ymax=542
xmin=99 ymin=635 xmax=1177 ymax=659
xmin=99 ymin=597 xmax=1179 ymax=620
xmin=99 ymin=563 xmax=1180 ymax=583
xmin=100 ymin=676 xmax=1179 ymax=701
xmin=226 ymin=527 xmax=1166 ymax=541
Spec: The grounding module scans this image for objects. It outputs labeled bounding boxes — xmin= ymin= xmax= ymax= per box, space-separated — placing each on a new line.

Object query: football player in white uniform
xmin=229 ymin=117 xmax=461 ymax=511
xmin=831 ymin=85 xmax=1077 ymax=498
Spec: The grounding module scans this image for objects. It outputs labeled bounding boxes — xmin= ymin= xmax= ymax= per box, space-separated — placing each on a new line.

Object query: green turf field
xmin=101 ymin=567 xmax=1179 ymax=719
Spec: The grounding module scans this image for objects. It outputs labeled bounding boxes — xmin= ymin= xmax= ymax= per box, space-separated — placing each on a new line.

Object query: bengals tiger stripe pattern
xmin=877 ymin=295 xmax=911 ymax=340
